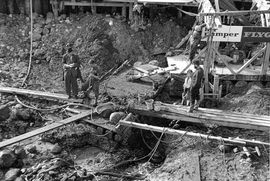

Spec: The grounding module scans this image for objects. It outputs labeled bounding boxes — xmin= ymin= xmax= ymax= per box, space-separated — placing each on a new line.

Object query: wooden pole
xmin=237 ymin=46 xmax=266 ymax=74
xmin=119 ymin=120 xmax=270 ymax=146
xmin=122 ymin=3 xmax=127 ymax=18
xmin=129 ymin=3 xmax=133 ymax=21
xmin=260 ymin=6 xmax=270 ymax=75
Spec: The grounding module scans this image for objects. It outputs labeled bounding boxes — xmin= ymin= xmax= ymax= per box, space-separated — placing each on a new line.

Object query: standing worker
xmin=188 ymin=59 xmax=204 ymax=113
xmin=81 ymin=67 xmax=100 ymax=106
xmin=189 ymin=22 xmax=206 ymax=62
xmin=181 ymin=69 xmax=193 ymax=106
xmin=63 ymin=51 xmax=80 ymax=99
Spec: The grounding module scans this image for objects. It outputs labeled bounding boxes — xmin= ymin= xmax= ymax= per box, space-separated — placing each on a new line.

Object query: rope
xmin=15 ymin=95 xmax=92 ymax=111
xmin=147 ymin=127 xmax=166 ymax=162
xmin=22 ymin=0 xmax=33 ymax=87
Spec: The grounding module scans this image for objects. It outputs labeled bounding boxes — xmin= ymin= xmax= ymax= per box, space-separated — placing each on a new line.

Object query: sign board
xmin=201 ymin=25 xmax=243 ymax=42
xmin=201 ymin=26 xmax=270 ymax=42
xmin=242 ymin=27 xmax=270 ymax=42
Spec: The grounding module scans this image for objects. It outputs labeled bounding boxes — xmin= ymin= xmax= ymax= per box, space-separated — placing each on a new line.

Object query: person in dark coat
xmin=189 ymin=22 xmax=206 ymax=62
xmin=63 ymin=51 xmax=80 ymax=99
xmin=188 ymin=59 xmax=204 ymax=113
xmin=71 ymin=53 xmax=84 ymax=83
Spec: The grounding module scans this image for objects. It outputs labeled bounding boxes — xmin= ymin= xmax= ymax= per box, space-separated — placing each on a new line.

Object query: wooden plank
xmin=0 ymin=111 xmax=92 ymax=149
xmin=129 ymin=107 xmax=270 ymax=131
xmin=64 ymin=1 xmax=126 ymax=7
xmin=128 ymin=102 xmax=270 ymax=131
xmin=0 ymin=86 xmax=82 ymax=103
xmin=236 ymin=47 xmax=266 ymax=74
xmin=194 ymin=153 xmax=201 ymax=181
xmin=157 ymin=102 xmax=270 ymax=122
xmin=175 ymin=30 xmax=192 ymax=49
xmin=199 ymin=9 xmax=270 ymax=16
xmin=119 ymin=120 xmax=270 ymax=146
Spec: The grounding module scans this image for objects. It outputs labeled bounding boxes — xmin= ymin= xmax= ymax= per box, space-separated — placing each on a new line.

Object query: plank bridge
xmin=128 ymin=101 xmax=270 ymax=131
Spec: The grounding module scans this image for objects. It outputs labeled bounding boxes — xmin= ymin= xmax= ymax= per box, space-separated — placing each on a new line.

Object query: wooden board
xmin=0 ymin=86 xmax=83 ymax=103
xmin=64 ymin=1 xmax=127 ymax=7
xmin=65 ymin=108 xmax=116 ymax=132
xmin=128 ymin=102 xmax=270 ymax=131
xmin=0 ymin=111 xmax=92 ymax=149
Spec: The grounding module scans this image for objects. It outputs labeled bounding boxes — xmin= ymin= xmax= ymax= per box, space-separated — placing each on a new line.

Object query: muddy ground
xmin=0 ymin=12 xmax=269 ymax=181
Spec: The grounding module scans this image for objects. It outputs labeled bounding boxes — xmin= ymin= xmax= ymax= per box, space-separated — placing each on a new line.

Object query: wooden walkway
xmin=0 ymin=86 xmax=82 ymax=103
xmin=0 ymin=111 xmax=92 ymax=149
xmin=128 ymin=101 xmax=270 ymax=131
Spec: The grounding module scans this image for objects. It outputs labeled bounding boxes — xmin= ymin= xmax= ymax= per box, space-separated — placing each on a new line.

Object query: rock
xmin=148 ymin=60 xmax=159 ymax=66
xmin=14 ymin=176 xmax=25 ymax=181
xmin=95 ymin=102 xmax=116 ymax=118
xmin=0 ymin=149 xmax=17 ymax=168
xmin=51 ymin=144 xmax=62 ymax=154
xmin=32 ymin=32 xmax=42 ymax=42
xmin=32 ymin=42 xmax=39 ymax=48
xmin=46 ymin=12 xmax=54 ymax=24
xmin=0 ymin=104 xmax=11 ymax=122
xmin=109 ymin=112 xmax=126 ymax=125
xmin=18 ymin=73 xmax=25 ymax=78
xmin=14 ymin=104 xmax=23 ymax=109
xmin=13 ymin=159 xmax=24 ymax=168
xmin=48 ymin=170 xmax=57 ymax=175
xmin=5 ymin=168 xmax=20 ymax=181
xmin=13 ymin=147 xmax=27 ymax=159
xmin=42 ymin=28 xmax=50 ymax=35
xmin=26 ymin=145 xmax=37 ymax=154
xmin=74 ymin=38 xmax=83 ymax=47
xmin=34 ymin=49 xmax=45 ymax=58
xmin=0 ymin=170 xmax=4 ymax=180
xmin=133 ymin=61 xmax=143 ymax=67
xmin=231 ymin=81 xmax=248 ymax=94
xmin=35 ymin=60 xmax=41 ymax=64
xmin=2 ymin=64 xmax=10 ymax=71
xmin=218 ymin=145 xmax=233 ymax=153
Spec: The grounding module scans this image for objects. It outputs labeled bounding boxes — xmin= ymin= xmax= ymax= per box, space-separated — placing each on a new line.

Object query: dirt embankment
xmin=0 ymin=13 xmax=187 ymax=93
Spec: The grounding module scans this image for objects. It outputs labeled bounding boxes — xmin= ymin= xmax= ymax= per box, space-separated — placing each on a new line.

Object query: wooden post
xmin=122 ymin=3 xmax=127 ymax=19
xmin=261 ymin=44 xmax=270 ymax=75
xmin=129 ymin=3 xmax=133 ymax=21
xmin=213 ymin=74 xmax=219 ymax=98
xmin=261 ymin=12 xmax=270 ymax=75
xmin=71 ymin=0 xmax=76 ymax=9
xmin=91 ymin=0 xmax=96 ymax=14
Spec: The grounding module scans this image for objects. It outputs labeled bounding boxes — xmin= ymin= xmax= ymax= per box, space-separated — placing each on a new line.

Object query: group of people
xmin=62 ymin=47 xmax=100 ymax=106
xmin=182 ymin=59 xmax=204 ymax=113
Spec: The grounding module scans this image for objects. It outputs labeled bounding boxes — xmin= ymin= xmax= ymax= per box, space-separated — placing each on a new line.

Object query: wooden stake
xmin=129 ymin=3 xmax=133 ymax=21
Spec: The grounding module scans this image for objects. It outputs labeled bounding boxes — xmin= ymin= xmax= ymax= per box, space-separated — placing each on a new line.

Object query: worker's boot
xmin=186 ymin=100 xmax=190 ymax=106
xmin=188 ymin=104 xmax=194 ymax=113
xmin=194 ymin=100 xmax=199 ymax=110
xmin=181 ymin=93 xmax=186 ymax=105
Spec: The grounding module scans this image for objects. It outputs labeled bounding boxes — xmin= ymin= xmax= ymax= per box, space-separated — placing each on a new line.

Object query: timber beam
xmin=119 ymin=120 xmax=270 ymax=146
xmin=199 ymin=10 xmax=270 ymax=16
xmin=0 ymin=111 xmax=92 ymax=149
xmin=0 ymin=86 xmax=83 ymax=103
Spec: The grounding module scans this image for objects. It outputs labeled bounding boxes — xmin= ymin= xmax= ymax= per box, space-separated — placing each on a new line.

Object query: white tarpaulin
xmin=201 ymin=25 xmax=243 ymax=42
